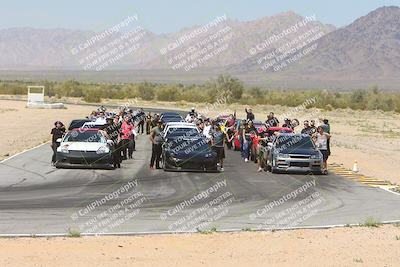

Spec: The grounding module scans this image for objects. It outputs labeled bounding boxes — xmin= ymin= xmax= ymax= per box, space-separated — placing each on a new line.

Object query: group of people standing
xmin=50 ymin=105 xmax=331 ymax=174
xmin=241 ymin=108 xmax=332 ymax=173
xmin=50 ymin=106 xmax=173 ymax=170
xmin=185 ymin=107 xmax=331 ymax=173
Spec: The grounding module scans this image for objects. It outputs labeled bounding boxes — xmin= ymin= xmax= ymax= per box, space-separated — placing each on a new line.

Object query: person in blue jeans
xmin=242 ymin=120 xmax=256 ymax=162
xmin=238 ymin=120 xmax=246 ymax=158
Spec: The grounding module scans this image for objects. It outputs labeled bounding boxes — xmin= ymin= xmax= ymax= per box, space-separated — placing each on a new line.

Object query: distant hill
xmin=0 ymin=12 xmax=334 ymax=70
xmin=229 ymin=6 xmax=400 ymax=89
xmin=0 ymin=7 xmax=399 ymax=90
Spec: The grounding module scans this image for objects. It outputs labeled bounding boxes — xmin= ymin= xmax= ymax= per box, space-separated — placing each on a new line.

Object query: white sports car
xmin=55 ymin=128 xmax=114 ymax=169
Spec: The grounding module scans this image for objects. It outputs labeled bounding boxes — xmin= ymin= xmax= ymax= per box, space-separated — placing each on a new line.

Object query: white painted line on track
xmin=0 ymin=142 xmax=50 ymax=163
xmin=2 ymin=219 xmax=400 ymax=238
xmin=379 ymin=187 xmax=400 ymax=196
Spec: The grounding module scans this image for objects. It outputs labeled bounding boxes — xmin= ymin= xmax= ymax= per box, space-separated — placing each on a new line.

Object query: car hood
xmin=276 ymin=148 xmax=319 ymax=156
xmin=165 ymin=145 xmax=215 ymax=159
xmin=60 ymin=142 xmax=106 ymax=152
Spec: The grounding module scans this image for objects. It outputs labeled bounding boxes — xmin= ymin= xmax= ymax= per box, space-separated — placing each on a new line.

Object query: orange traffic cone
xmin=352 ymin=160 xmax=359 ymax=173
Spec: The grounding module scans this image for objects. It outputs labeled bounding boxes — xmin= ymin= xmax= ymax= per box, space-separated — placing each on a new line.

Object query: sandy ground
xmin=0 ymin=99 xmax=94 ymax=161
xmin=1 ymin=225 xmax=400 ymax=267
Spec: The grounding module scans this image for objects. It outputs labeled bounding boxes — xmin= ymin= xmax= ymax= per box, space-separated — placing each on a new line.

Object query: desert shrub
xmin=137 ymin=82 xmax=155 ymax=101
xmin=0 ymin=79 xmax=399 ymax=113
xmin=207 ymin=75 xmax=244 ymax=102
xmin=83 ymin=90 xmax=101 ymax=103
xmin=156 ymin=86 xmax=181 ymax=101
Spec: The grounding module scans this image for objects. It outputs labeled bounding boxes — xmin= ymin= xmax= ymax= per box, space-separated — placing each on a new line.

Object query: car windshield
xmin=68 ymin=120 xmax=90 ymax=130
xmin=168 ymin=137 xmax=210 ymax=152
xmin=166 ymin=127 xmax=198 ymax=136
xmin=163 ymin=117 xmax=183 ymax=122
xmin=276 ymin=135 xmax=314 ymax=150
xmin=63 ymin=131 xmax=105 ymax=143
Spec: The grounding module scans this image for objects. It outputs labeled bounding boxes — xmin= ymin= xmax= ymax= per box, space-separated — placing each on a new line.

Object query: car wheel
xmin=106 ymin=164 xmax=115 ymax=170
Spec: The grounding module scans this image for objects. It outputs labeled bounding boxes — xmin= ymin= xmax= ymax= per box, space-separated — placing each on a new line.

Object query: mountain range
xmin=0 ymin=6 xmax=399 ymax=89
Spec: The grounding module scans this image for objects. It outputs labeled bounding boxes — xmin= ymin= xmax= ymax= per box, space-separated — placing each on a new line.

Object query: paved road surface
xmin=1 ymin=134 xmax=399 ymax=236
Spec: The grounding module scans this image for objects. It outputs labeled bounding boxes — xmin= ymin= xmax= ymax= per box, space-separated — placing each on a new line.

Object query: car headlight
xmin=204 ymin=153 xmax=213 ymax=158
xmin=96 ymin=146 xmax=109 ymax=154
xmin=311 ymin=154 xmax=322 ymax=159
xmin=58 ymin=145 xmax=69 ymax=154
xmin=277 ymin=153 xmax=289 ymax=158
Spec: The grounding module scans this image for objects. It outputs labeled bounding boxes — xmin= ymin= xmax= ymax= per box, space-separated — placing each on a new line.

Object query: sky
xmin=0 ymin=0 xmax=399 ymax=33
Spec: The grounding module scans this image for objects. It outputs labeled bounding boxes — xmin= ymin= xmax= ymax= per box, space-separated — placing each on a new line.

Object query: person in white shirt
xmin=313 ymin=126 xmax=331 ymax=174
xmin=185 ymin=113 xmax=194 ymax=123
xmin=95 ymin=111 xmax=107 ymax=125
xmin=203 ymin=119 xmax=212 ymax=139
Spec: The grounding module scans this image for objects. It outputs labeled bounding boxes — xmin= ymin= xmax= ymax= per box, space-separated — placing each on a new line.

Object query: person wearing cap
xmin=50 ymin=121 xmax=66 ymax=165
xmin=185 ymin=108 xmax=197 ymax=122
xmin=189 ymin=107 xmax=197 ymax=117
xmin=282 ymin=118 xmax=292 ymax=128
xmin=149 ymin=119 xmax=164 ymax=169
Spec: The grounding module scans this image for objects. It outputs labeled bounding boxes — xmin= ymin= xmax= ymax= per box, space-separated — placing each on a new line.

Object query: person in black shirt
xmin=301 ymin=120 xmax=316 ymax=136
xmin=265 ymin=112 xmax=279 ymax=127
xmin=270 ymin=112 xmax=279 ymax=126
xmin=149 ymin=120 xmax=164 ymax=169
xmin=245 ymin=108 xmax=255 ymax=121
xmin=101 ymin=117 xmax=122 ymax=168
xmin=145 ymin=112 xmax=152 ymax=135
xmin=282 ymin=118 xmax=292 ymax=128
xmin=50 ymin=121 xmax=65 ymax=164
xmin=242 ymin=120 xmax=257 ymax=162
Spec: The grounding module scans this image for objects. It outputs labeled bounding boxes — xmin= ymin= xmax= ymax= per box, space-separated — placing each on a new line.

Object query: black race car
xmin=161 ymin=116 xmax=185 ymax=123
xmin=161 ymin=112 xmax=182 ymax=118
xmin=162 ymin=135 xmax=218 ymax=172
xmin=68 ymin=119 xmax=91 ymax=130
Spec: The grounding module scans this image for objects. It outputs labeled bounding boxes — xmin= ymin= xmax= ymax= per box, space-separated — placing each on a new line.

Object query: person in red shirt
xmin=121 ymin=115 xmax=135 ymax=160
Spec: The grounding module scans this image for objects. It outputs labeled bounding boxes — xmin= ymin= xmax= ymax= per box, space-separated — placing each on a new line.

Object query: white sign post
xmin=27 ymin=86 xmax=45 ymax=104
xmin=26 ymin=86 xmax=64 ymax=109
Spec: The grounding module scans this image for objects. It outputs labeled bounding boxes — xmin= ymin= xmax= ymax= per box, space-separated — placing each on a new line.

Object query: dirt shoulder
xmin=0 ymin=99 xmax=94 ymax=161
xmin=1 ymin=225 xmax=399 ymax=267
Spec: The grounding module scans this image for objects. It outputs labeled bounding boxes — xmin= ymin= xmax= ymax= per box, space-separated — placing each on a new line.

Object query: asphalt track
xmin=1 ymin=133 xmax=400 ymax=236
